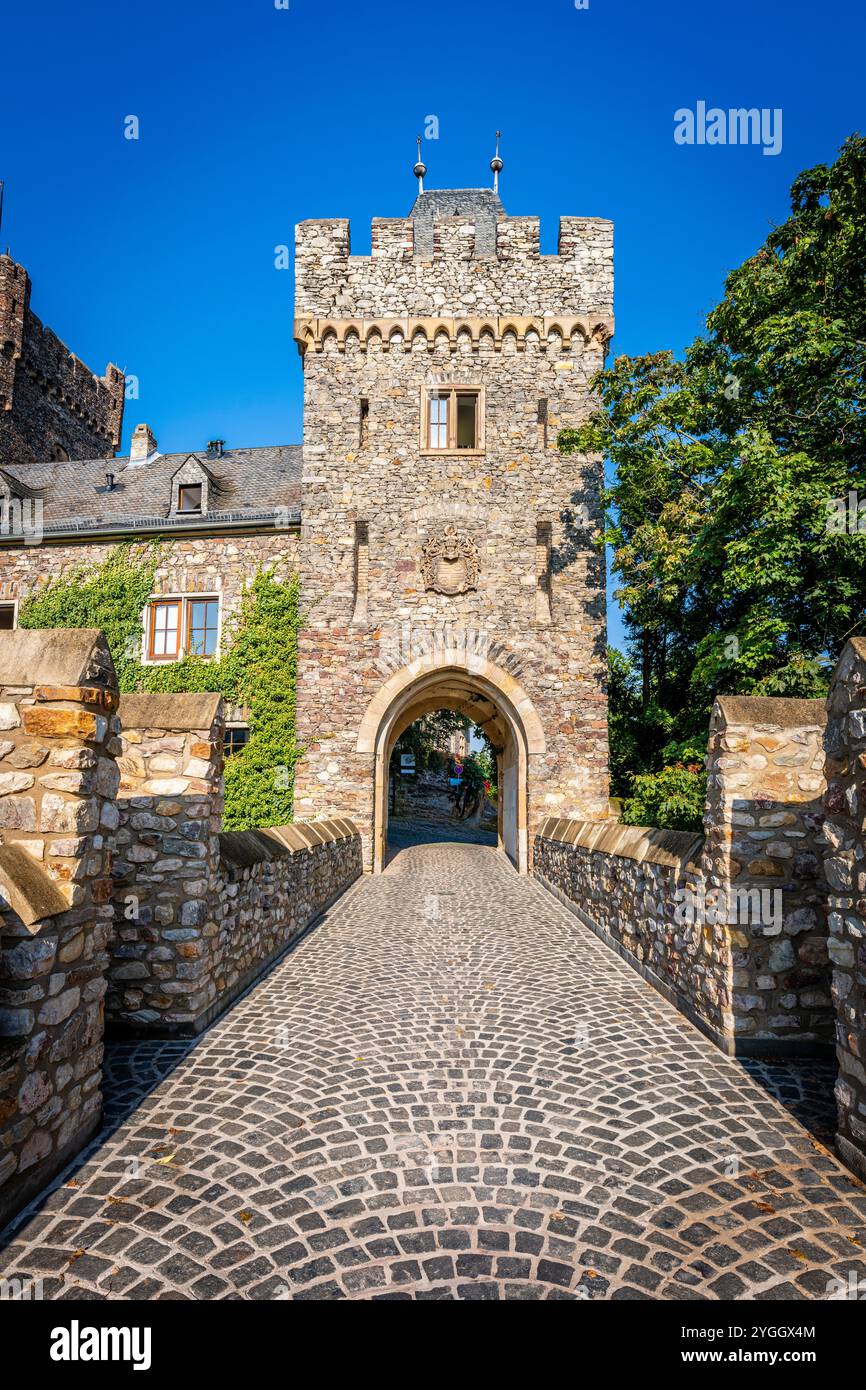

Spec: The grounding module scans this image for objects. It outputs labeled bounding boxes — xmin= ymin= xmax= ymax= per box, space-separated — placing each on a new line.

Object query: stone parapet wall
xmin=823 ymin=638 xmax=866 ymax=1180
xmin=215 ymin=819 xmax=362 ymax=1021
xmin=533 ymin=819 xmax=716 ymax=1040
xmin=535 ymin=694 xmax=833 ymax=1058
xmin=108 ymin=690 xmax=362 ymax=1036
xmin=109 ymin=693 xmax=224 ymax=1030
xmin=0 ymin=629 xmax=119 ymax=1230
xmin=704 ymin=697 xmax=830 ymax=1049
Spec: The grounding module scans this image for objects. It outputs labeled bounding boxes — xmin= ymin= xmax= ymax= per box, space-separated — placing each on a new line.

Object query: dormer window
xmin=171 ymin=457 xmax=211 ymax=516
xmin=178 ymin=484 xmax=203 ymax=514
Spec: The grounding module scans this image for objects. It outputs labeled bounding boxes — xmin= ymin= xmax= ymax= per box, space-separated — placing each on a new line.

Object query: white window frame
xmin=0 ymin=598 xmax=19 ymax=631
xmin=142 ymin=593 xmax=221 ymax=664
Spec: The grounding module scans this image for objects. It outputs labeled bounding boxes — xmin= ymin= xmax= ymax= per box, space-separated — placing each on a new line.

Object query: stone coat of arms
xmin=420 ymin=526 xmax=479 ymax=596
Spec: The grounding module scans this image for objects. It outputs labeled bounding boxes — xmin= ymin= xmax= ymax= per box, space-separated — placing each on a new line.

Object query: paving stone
xmin=2 ymin=842 xmax=864 ymax=1301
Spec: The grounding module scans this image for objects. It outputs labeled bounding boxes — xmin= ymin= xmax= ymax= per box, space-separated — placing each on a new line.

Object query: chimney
xmin=129 ymin=423 xmax=157 ymax=463
xmin=206 ymin=438 xmax=225 ymax=459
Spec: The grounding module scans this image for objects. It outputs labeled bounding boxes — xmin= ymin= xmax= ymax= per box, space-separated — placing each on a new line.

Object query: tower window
xmin=456 ymin=394 xmax=477 ymax=449
xmin=422 ymin=387 xmax=483 ymax=453
xmin=359 ymin=397 xmax=369 ymax=448
xmin=352 ymin=520 xmax=369 ymax=623
xmin=536 ymin=521 xmax=553 ymax=625
xmin=428 ymin=394 xmax=449 ymax=449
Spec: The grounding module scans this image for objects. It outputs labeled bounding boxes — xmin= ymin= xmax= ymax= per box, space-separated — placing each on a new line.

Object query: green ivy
xmin=18 ymin=542 xmax=162 ymax=692
xmin=18 ymin=542 xmax=301 ymax=831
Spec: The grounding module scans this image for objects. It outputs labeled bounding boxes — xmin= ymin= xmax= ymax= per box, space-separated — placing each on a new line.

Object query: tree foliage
xmin=562 ymin=134 xmax=866 ymax=797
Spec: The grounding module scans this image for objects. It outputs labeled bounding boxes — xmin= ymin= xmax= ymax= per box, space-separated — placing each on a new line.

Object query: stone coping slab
xmin=119 ymin=692 xmax=223 ymax=731
xmin=0 ymin=842 xmax=70 ymax=928
xmin=0 ymin=629 xmax=111 ymax=688
xmin=219 ymin=818 xmax=359 ymax=868
xmin=537 ymin=817 xmax=704 ymax=871
xmin=715 ymin=695 xmax=826 ymax=728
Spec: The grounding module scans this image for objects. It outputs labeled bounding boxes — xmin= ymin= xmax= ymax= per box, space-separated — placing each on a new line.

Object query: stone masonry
xmin=703 ymin=697 xmax=830 ymax=1051
xmin=0 ymin=184 xmax=615 ymax=883
xmin=535 ymin=695 xmax=833 ymax=1058
xmin=823 ymin=637 xmax=866 ymax=1180
xmin=2 ymin=841 xmax=865 ymax=1301
xmin=109 ymin=691 xmax=362 ymax=1036
xmin=0 ymin=533 xmax=300 ymax=645
xmin=0 ymin=629 xmax=119 ymax=1229
xmin=109 ymin=693 xmax=225 ymax=1032
xmin=0 ymin=254 xmax=124 ymax=465
xmin=534 ymin=820 xmax=710 ymax=1035
xmin=293 ymin=195 xmax=613 ymax=870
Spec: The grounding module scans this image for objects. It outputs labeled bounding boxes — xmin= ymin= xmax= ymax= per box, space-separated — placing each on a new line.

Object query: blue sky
xmin=2 ymin=0 xmax=863 ymax=647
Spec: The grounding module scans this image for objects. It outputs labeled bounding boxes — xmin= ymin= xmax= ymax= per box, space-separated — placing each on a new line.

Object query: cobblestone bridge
xmin=2 ymin=843 xmax=865 ymax=1301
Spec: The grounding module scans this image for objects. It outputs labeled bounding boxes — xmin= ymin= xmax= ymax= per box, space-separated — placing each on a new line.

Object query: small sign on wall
xmin=400 ymin=753 xmax=416 ymax=776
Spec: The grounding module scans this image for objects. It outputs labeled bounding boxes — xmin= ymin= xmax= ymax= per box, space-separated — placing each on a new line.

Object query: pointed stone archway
xmin=356 ymin=655 xmax=546 ymax=874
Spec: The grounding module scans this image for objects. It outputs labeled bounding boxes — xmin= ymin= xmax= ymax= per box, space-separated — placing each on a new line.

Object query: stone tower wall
xmin=293 ymin=214 xmax=613 ymax=322
xmin=293 ymin=213 xmax=613 ymax=867
xmin=823 ymin=637 xmax=866 ymax=1180
xmin=0 ymin=254 xmax=125 ymax=464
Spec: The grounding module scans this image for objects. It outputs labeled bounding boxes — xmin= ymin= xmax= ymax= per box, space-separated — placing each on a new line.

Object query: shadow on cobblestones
xmin=739 ymin=1058 xmax=839 ymax=1150
xmin=387 ymin=820 xmax=498 ymax=863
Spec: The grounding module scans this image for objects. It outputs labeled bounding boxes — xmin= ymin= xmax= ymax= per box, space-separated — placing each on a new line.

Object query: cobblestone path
xmin=2 ymin=842 xmax=865 ymax=1301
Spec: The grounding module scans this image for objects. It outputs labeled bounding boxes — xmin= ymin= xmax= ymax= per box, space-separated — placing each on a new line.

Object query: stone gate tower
xmin=293 ymin=170 xmax=613 ymax=871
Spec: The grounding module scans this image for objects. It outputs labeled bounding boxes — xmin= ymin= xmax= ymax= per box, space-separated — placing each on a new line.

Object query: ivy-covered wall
xmin=17 ymin=541 xmax=301 ymax=830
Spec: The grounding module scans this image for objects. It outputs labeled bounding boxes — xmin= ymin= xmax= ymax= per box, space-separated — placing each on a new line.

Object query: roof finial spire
xmin=490 ymin=131 xmax=503 ymax=195
xmin=413 ymin=135 xmax=427 ymax=195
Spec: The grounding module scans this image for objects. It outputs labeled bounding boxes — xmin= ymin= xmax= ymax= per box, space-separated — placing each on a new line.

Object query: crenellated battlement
xmin=294 ymin=211 xmax=614 ymax=331
xmin=0 ymin=253 xmax=124 ymax=461
xmin=17 ymin=309 xmax=125 ymax=438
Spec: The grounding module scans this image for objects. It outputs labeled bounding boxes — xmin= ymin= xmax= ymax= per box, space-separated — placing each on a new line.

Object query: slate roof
xmin=0 ymin=445 xmax=302 ymax=539
xmin=409 ymin=188 xmax=506 ymax=258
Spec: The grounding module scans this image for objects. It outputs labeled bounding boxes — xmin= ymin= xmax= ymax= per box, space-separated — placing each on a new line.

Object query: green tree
xmin=563 ymin=134 xmax=866 ymax=776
